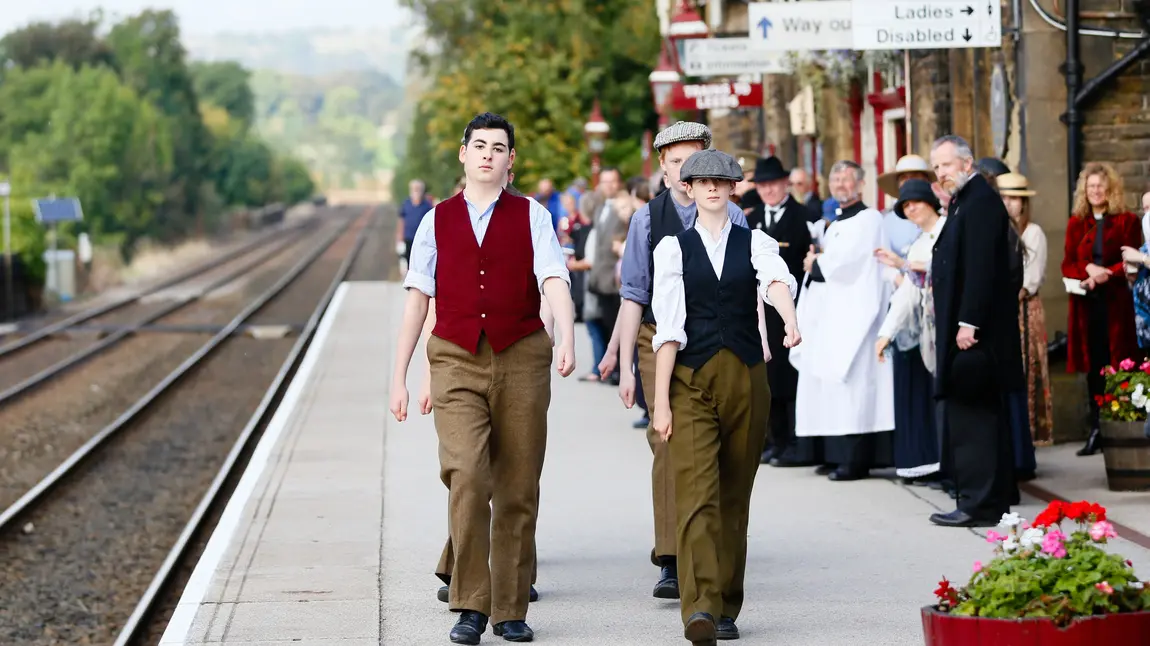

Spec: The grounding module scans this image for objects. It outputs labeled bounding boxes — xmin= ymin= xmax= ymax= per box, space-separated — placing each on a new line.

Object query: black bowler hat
xmin=977 ymin=157 xmax=1011 ymax=177
xmin=894 ymin=179 xmax=942 ymax=219
xmin=752 ymin=156 xmax=789 ymax=183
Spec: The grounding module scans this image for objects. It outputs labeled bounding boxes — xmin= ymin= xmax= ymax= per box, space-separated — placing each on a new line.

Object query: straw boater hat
xmin=996 ymin=172 xmax=1037 ymax=197
xmin=679 ymin=149 xmax=744 ymax=184
xmin=877 ymin=154 xmax=937 ymax=198
xmin=653 ymin=121 xmax=712 ymax=151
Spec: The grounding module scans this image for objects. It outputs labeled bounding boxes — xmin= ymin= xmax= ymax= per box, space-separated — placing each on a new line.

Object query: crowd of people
xmin=387 ymin=110 xmax=1149 ymax=646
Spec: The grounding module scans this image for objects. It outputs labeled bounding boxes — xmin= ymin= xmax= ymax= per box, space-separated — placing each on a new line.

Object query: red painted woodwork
xmin=921 ymin=606 xmax=1150 ymax=646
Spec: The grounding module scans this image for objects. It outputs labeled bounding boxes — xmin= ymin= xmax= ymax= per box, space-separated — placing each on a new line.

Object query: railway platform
xmin=160 ymin=281 xmax=1150 ymax=646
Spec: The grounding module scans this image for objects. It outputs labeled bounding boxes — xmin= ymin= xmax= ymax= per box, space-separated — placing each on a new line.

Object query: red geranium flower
xmin=935 ymin=577 xmax=958 ymax=603
xmin=1121 ymin=381 xmax=1130 ymax=390
xmin=1033 ymin=501 xmax=1064 ymax=528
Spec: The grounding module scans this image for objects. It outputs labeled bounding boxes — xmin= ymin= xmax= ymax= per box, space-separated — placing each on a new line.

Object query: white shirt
xmin=879 ymin=217 xmax=946 ymax=362
xmin=402 ymin=189 xmax=570 ymax=297
xmin=1020 ymin=221 xmax=1048 ymax=296
xmin=650 ymin=219 xmax=797 ymax=353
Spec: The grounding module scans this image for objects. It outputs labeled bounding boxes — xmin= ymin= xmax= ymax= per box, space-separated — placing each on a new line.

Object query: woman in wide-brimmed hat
xmin=873 ymin=179 xmax=944 ymax=482
xmin=998 ymin=172 xmax=1053 ymax=448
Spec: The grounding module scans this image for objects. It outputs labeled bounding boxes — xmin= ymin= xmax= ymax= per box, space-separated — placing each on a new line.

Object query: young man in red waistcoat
xmin=390 ymin=112 xmax=576 ymax=645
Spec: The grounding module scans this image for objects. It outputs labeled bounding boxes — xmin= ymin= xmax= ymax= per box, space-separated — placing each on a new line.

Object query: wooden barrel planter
xmin=1099 ymin=420 xmax=1150 ymax=491
xmin=922 ymin=606 xmax=1150 ymax=645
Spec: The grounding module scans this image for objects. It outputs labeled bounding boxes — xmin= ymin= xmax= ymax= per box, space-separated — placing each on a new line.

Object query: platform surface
xmin=161 ymin=281 xmax=1150 ymax=646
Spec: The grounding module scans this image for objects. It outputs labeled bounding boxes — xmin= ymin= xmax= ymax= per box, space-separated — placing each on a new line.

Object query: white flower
xmin=1019 ymin=527 xmax=1044 ymax=549
xmin=1002 ymin=535 xmax=1019 ymax=552
xmin=1132 ymin=385 xmax=1147 ymax=409
xmin=1131 ymin=581 xmax=1145 ymax=590
xmin=999 ymin=512 xmax=1022 ymax=528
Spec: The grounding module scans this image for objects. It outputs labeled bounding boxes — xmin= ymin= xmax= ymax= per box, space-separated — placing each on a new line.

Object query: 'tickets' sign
xmin=669 ymin=82 xmax=764 ymax=111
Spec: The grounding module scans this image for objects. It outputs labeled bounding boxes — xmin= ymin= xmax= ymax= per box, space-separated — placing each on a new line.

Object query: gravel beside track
xmin=345 ymin=203 xmax=399 ymax=282
xmin=0 ymin=207 xmax=374 ymax=645
xmin=0 ymin=218 xmax=345 ymax=513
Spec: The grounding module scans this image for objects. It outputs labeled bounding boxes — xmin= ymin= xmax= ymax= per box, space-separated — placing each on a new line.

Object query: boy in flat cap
xmin=597 ymin=121 xmax=751 ymax=599
xmin=650 ymin=149 xmax=800 ymax=645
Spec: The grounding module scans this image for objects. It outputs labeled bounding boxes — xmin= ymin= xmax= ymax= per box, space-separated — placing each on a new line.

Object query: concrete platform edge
xmin=158 ymin=282 xmax=352 ymax=645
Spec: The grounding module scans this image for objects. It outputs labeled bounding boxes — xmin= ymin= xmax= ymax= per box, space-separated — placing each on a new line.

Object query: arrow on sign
xmin=757 ymin=16 xmax=773 ymax=39
xmin=962 ymin=28 xmax=972 ymax=41
xmin=961 ymin=5 xmax=974 ymax=15
xmin=987 ymin=1 xmax=993 ymax=15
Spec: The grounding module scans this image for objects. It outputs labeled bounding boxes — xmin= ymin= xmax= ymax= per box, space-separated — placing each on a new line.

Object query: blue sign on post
xmin=32 ymin=197 xmax=84 ymax=224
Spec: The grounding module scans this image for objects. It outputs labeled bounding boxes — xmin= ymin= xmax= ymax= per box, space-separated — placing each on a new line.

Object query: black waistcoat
xmin=676 ymin=225 xmax=763 ymax=370
xmin=643 ymin=189 xmax=684 ymax=324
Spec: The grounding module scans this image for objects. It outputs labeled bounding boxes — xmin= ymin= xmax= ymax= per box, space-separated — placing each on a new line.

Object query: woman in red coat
xmin=1061 ymin=161 xmax=1141 ymax=456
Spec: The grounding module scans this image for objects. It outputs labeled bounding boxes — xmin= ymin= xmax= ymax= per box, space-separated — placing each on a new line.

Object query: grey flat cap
xmin=653 ymin=121 xmax=712 ymax=151
xmin=680 ymin=149 xmax=743 ymax=183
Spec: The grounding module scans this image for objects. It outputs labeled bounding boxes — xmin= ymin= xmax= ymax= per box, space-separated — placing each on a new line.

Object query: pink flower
xmin=1041 ymin=529 xmax=1068 ymax=558
xmin=985 ymin=530 xmax=1006 ymax=543
xmin=1096 ymin=581 xmax=1114 ymax=594
xmin=1090 ymin=521 xmax=1118 ymax=542
xmin=1119 ymin=358 xmax=1136 ymax=371
xmin=1107 ymin=366 xmax=1118 ymax=375
xmin=1140 ymin=361 xmax=1150 ymax=372
xmin=973 ymin=560 xmax=983 ymax=573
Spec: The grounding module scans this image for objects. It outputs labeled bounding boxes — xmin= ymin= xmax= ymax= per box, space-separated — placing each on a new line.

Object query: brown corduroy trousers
xmin=668 ymin=349 xmax=769 ymax=626
xmin=638 ymin=323 xmax=678 ymax=560
xmin=427 ymin=329 xmax=551 ymax=624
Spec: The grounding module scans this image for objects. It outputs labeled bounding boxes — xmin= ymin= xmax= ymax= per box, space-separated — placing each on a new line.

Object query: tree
xmin=191 ymin=61 xmax=255 ymax=129
xmin=0 ymin=15 xmax=116 ymax=71
xmin=399 ymin=0 xmax=660 ymax=190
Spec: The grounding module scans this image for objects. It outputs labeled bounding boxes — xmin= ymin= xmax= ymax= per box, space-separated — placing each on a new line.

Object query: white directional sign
xmin=681 ymin=38 xmax=788 ymax=77
xmin=852 ymin=0 xmax=1002 ymax=50
xmin=747 ymin=1 xmax=853 ymax=52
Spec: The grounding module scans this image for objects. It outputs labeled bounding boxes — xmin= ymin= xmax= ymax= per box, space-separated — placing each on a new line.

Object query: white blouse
xmin=650 ymin=220 xmax=797 ymax=353
xmin=878 ymin=216 xmax=946 ymax=352
xmin=1020 ymin=222 xmax=1048 ymax=296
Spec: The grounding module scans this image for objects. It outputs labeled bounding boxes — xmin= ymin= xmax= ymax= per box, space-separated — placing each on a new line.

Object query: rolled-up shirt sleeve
xmin=750 ymin=229 xmax=798 ymax=306
xmin=651 ymin=236 xmax=688 ymax=354
xmin=619 ymin=204 xmax=653 ymax=304
xmin=402 ymin=208 xmax=438 ymax=297
xmin=528 ymin=197 xmax=571 ymax=291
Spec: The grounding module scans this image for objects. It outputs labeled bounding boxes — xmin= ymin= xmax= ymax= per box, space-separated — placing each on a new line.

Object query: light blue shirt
xmin=883 ymin=210 xmax=922 ymax=259
xmin=620 ymin=198 xmax=748 ymax=305
xmin=402 ymin=189 xmax=571 ymax=298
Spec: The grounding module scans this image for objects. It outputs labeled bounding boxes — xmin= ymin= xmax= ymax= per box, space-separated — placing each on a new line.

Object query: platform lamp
xmin=584 ymin=99 xmax=610 ymax=188
xmin=668 ymin=0 xmax=709 ymax=74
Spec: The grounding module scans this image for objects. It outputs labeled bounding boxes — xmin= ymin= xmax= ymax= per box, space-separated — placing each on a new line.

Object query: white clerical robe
xmin=790 ymin=207 xmax=895 ymax=437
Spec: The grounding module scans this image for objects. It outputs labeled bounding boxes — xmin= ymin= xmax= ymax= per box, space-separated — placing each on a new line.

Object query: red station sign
xmin=668 ymin=82 xmax=764 ymax=111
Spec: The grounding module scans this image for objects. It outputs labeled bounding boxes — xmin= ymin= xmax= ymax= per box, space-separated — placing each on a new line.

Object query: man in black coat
xmin=748 ymin=157 xmax=818 ymax=467
xmin=928 ymin=135 xmax=1023 ymax=528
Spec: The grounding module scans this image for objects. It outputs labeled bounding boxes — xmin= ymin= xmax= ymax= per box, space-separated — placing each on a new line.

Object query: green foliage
xmin=400 ymin=0 xmax=660 ymax=192
xmin=273 ymin=157 xmax=317 ymax=205
xmin=935 ymin=501 xmax=1149 ymax=627
xmin=0 ymin=15 xmax=117 ymax=71
xmin=252 ymin=69 xmax=402 ymax=190
xmin=191 ymin=61 xmax=255 ymax=128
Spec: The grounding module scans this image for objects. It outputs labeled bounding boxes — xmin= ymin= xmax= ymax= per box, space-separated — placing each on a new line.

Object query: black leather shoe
xmin=770 ymin=457 xmax=816 ymax=468
xmin=438 ymin=585 xmax=449 ymax=602
xmin=654 ymin=564 xmax=680 ymax=599
xmin=684 ymin=612 xmax=717 ymax=645
xmin=529 ymin=585 xmax=539 ymax=603
xmin=828 ymin=467 xmax=867 ymax=481
xmin=1077 ymin=427 xmax=1101 ymax=456
xmin=449 ymin=611 xmax=488 ymax=645
xmin=814 ymin=463 xmax=835 ymax=476
xmin=633 ymin=415 xmax=650 ymax=429
xmin=493 ymin=620 xmax=534 ymax=642
xmin=929 ymin=510 xmax=999 ymax=528
xmin=716 ymin=616 xmax=739 ymax=640
xmin=759 ymin=447 xmax=776 ymax=464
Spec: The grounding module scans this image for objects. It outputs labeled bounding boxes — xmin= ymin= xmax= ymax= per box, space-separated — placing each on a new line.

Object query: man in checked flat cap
xmin=649 ymin=148 xmax=800 ymax=644
xmin=597 ymin=121 xmax=750 ymax=600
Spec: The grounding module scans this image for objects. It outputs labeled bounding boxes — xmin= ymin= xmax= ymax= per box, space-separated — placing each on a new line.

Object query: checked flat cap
xmin=680 ymin=149 xmax=744 ymax=183
xmin=653 ymin=121 xmax=712 ymax=151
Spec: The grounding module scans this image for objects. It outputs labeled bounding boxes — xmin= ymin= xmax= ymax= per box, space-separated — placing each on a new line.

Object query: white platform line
xmin=159 ymin=282 xmax=351 ymax=645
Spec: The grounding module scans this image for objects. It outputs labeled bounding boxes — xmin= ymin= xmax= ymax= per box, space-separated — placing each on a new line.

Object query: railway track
xmin=0 ymin=204 xmax=388 ymax=645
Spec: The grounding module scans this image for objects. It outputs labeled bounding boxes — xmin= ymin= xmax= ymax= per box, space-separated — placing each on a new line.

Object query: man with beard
xmin=790 ymin=160 xmax=896 ymax=481
xmin=597 ymin=121 xmax=749 ymax=600
xmin=746 ymin=156 xmax=816 ymax=467
xmin=927 ymin=135 xmax=1021 ymax=527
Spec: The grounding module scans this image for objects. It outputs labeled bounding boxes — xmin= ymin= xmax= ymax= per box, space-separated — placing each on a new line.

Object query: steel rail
xmin=112 ymin=205 xmax=376 ymax=646
xmin=0 ymin=218 xmax=313 ymax=359
xmin=0 ymin=210 xmax=363 ymax=534
xmin=0 ymin=222 xmax=318 ymax=408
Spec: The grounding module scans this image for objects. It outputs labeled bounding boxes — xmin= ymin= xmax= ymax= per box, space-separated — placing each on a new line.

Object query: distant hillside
xmin=184 ymin=27 xmax=412 ymax=83
xmin=250 ymin=68 xmax=404 ymax=191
